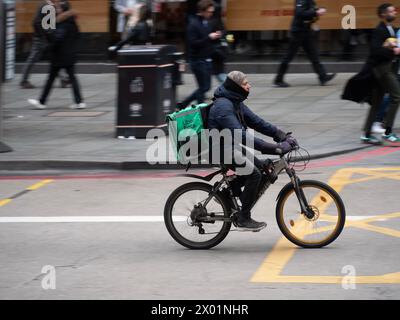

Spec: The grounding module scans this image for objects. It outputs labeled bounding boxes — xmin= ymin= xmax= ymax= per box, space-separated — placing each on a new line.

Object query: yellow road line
xmin=0 ymin=179 xmax=54 ymax=208
xmin=26 ymin=179 xmax=53 ymax=191
xmin=253 ymin=272 xmax=400 ymax=284
xmin=355 ymin=223 xmax=400 ymax=238
xmin=0 ymin=199 xmax=12 ymax=207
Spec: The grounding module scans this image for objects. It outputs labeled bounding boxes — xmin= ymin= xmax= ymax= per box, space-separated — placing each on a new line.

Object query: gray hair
xmin=227 ymin=71 xmax=247 ymax=86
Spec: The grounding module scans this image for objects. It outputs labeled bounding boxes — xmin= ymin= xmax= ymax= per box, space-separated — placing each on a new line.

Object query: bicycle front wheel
xmin=276 ymin=180 xmax=346 ymax=248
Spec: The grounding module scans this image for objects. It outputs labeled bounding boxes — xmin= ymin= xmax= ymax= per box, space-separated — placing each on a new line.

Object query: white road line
xmin=0 ymin=216 xmax=388 ymax=223
xmin=0 ymin=216 xmax=187 ymax=223
xmin=346 ymin=216 xmax=387 ymax=221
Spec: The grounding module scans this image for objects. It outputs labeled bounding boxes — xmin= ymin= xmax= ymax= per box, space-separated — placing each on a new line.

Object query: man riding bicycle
xmin=208 ymin=71 xmax=298 ymax=232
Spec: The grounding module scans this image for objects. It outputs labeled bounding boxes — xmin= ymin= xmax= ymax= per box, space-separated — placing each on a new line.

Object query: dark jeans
xmin=21 ymin=36 xmax=47 ymax=83
xmin=376 ymin=94 xmax=390 ymax=123
xmin=230 ymin=149 xmax=265 ymax=216
xmin=276 ymin=30 xmax=327 ymax=82
xmin=364 ymin=63 xmax=400 ymax=135
xmin=40 ymin=65 xmax=83 ymax=105
xmin=181 ymin=59 xmax=212 ymax=108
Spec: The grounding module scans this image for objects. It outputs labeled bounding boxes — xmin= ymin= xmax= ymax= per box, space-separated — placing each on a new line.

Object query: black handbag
xmin=213 ymin=38 xmax=229 ymax=60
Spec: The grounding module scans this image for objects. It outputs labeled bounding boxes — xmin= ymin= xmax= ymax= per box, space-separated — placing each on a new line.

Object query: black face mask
xmin=386 ymin=16 xmax=396 ymax=23
xmin=223 ymin=77 xmax=249 ymax=100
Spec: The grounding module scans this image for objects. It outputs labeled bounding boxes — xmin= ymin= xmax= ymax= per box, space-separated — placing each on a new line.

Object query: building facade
xmin=14 ymin=0 xmax=393 ymax=61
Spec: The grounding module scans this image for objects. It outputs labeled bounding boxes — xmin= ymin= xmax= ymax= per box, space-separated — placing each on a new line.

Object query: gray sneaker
xmin=382 ymin=133 xmax=400 ymax=143
xmin=360 ymin=135 xmax=381 ymax=145
xmin=235 ymin=216 xmax=267 ymax=232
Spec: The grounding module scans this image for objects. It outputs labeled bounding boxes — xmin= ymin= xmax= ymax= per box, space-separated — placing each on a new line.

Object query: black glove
xmin=276 ymin=141 xmax=293 ymax=155
xmin=273 ymin=129 xmax=287 ymax=143
xmin=286 ymin=136 xmax=299 ymax=148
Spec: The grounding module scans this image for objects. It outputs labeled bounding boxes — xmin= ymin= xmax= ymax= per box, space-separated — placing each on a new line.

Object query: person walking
xmin=210 ymin=2 xmax=228 ymax=84
xmin=177 ymin=0 xmax=222 ymax=109
xmin=114 ymin=0 xmax=142 ymax=39
xmin=273 ymin=0 xmax=336 ymax=87
xmin=28 ymin=1 xmax=85 ymax=110
xmin=109 ymin=4 xmax=151 ymax=51
xmin=360 ymin=3 xmax=400 ymax=144
xmin=20 ymin=0 xmax=73 ymax=89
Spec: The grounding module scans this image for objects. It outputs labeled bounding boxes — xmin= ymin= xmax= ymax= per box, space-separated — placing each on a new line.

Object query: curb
xmin=0 ymin=145 xmax=373 ymax=171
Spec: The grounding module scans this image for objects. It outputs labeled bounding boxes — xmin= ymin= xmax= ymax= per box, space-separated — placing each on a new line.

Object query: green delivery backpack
xmin=166 ymin=103 xmax=213 ymax=163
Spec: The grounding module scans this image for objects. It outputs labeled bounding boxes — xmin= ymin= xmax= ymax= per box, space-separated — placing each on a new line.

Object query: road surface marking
xmin=251 ymin=167 xmax=400 ymax=284
xmin=0 ymin=216 xmax=187 ymax=223
xmin=0 ymin=179 xmax=53 ymax=208
xmin=26 ymin=179 xmax=53 ymax=191
xmin=0 ymin=215 xmax=376 ymax=224
xmin=0 ymin=199 xmax=12 ymax=207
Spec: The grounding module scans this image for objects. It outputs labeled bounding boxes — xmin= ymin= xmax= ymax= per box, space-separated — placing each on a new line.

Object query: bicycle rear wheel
xmin=164 ymin=182 xmax=232 ymax=250
xmin=276 ymin=180 xmax=346 ymax=248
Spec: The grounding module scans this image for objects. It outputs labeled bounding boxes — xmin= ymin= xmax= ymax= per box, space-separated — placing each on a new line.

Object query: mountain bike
xmin=164 ymin=148 xmax=346 ymax=250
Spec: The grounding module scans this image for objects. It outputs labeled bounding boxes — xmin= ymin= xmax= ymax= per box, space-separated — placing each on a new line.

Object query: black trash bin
xmin=116 ymin=45 xmax=183 ymax=139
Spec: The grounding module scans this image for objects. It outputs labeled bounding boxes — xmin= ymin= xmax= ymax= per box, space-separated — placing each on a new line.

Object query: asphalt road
xmin=0 ymin=146 xmax=399 ymax=299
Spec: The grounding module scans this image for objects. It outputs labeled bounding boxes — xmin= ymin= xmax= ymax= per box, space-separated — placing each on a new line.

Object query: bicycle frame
xmin=181 ymin=154 xmax=314 ymax=224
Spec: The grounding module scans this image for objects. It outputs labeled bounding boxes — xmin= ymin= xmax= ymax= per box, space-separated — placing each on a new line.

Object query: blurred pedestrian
xmin=210 ymin=2 xmax=228 ymax=83
xmin=20 ymin=0 xmax=73 ymax=89
xmin=114 ymin=0 xmax=142 ymax=40
xmin=274 ymin=0 xmax=336 ymax=87
xmin=177 ymin=0 xmax=221 ymax=110
xmin=109 ymin=4 xmax=151 ymax=52
xmin=361 ymin=3 xmax=400 ymax=144
xmin=28 ymin=1 xmax=85 ymax=110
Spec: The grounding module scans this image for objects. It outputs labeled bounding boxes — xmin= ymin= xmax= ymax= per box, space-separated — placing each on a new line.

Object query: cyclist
xmin=208 ymin=71 xmax=298 ymax=231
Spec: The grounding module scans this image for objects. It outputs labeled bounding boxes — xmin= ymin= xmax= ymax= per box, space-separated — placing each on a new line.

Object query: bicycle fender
xmin=276 ymin=182 xmax=294 ymax=202
xmin=177 ymin=170 xmax=223 ymax=182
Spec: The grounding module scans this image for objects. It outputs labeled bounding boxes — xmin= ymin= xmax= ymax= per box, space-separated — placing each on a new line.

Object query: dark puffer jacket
xmin=291 ymin=0 xmax=318 ymax=32
xmin=208 ymin=80 xmax=286 ymax=155
xmin=50 ymin=17 xmax=80 ymax=67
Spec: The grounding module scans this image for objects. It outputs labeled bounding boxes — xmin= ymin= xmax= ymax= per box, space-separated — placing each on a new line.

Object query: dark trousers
xmin=21 ymin=36 xmax=47 ymax=83
xmin=231 ymin=149 xmax=265 ymax=216
xmin=239 ymin=167 xmax=262 ymax=216
xmin=39 ymin=65 xmax=83 ymax=105
xmin=181 ymin=59 xmax=212 ymax=108
xmin=364 ymin=63 xmax=400 ymax=135
xmin=377 ymin=94 xmax=390 ymax=122
xmin=276 ymin=30 xmax=327 ymax=82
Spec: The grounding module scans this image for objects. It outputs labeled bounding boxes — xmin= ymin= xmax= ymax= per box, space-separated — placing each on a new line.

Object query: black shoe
xmin=235 ymin=216 xmax=267 ymax=232
xmin=320 ymin=73 xmax=336 ymax=86
xmin=273 ymin=80 xmax=290 ymax=88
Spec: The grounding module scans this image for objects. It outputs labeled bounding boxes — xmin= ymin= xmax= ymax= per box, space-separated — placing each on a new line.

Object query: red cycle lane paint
xmin=308 ymin=146 xmax=400 ymax=169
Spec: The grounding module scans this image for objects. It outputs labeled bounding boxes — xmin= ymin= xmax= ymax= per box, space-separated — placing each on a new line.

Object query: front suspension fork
xmin=289 ymin=171 xmax=313 ymax=219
